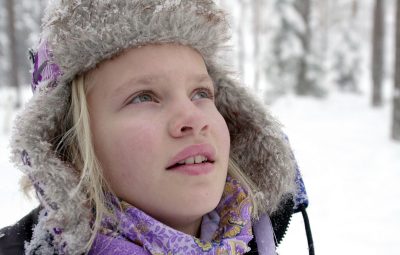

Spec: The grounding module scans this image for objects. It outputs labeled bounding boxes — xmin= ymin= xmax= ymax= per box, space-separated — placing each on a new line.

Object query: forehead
xmin=85 ymin=44 xmax=212 ymax=94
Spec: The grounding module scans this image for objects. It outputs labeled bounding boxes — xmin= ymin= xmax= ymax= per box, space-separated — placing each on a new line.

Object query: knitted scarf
xmin=89 ymin=176 xmax=254 ymax=254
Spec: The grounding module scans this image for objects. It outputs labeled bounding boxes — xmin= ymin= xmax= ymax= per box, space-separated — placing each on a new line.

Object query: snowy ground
xmin=1 ymin=87 xmax=399 ymax=254
xmin=273 ymin=92 xmax=400 ymax=255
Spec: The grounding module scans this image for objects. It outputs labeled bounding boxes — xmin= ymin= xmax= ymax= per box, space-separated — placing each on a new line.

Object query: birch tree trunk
xmin=318 ymin=0 xmax=329 ymax=58
xmin=372 ymin=0 xmax=385 ymax=107
xmin=252 ymin=0 xmax=261 ymax=91
xmin=294 ymin=0 xmax=312 ymax=95
xmin=352 ymin=0 xmax=359 ymax=18
xmin=6 ymin=0 xmax=21 ymax=108
xmin=393 ymin=0 xmax=400 ymax=141
xmin=237 ymin=0 xmax=246 ymax=82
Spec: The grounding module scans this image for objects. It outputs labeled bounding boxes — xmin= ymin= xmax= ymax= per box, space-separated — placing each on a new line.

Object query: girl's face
xmin=86 ymin=44 xmax=230 ymax=235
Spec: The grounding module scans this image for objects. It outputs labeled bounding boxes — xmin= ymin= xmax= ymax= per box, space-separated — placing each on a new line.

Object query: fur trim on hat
xmin=11 ymin=85 xmax=91 ymax=254
xmin=41 ymin=0 xmax=229 ymax=87
xmin=212 ymin=66 xmax=296 ymax=215
xmin=10 ymin=0 xmax=296 ymax=253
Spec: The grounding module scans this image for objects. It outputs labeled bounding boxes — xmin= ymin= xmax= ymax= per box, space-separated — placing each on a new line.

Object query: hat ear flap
xmin=214 ymin=74 xmax=296 ymax=215
xmin=10 ymin=85 xmax=92 ymax=254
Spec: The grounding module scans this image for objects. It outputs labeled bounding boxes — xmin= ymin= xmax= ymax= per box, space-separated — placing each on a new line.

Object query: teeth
xmin=177 ymin=155 xmax=207 ymax=165
xmin=185 ymin=157 xmax=195 ymax=164
xmin=194 ymin=155 xmax=204 ymax=164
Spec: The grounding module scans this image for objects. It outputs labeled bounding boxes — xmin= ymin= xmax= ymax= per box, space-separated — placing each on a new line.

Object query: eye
xmin=192 ymin=87 xmax=214 ymax=101
xmin=129 ymin=91 xmax=158 ymax=104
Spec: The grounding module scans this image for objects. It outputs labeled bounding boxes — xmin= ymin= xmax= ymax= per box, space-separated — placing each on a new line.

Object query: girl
xmin=0 ymin=0 xmax=298 ymax=254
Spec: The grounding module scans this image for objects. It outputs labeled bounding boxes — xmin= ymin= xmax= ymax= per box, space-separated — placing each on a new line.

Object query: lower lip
xmin=167 ymin=162 xmax=214 ymax=176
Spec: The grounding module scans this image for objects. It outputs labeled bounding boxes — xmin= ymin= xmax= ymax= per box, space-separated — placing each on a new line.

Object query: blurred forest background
xmin=0 ymin=0 xmax=399 ymax=140
xmin=1 ymin=0 xmax=400 ymax=254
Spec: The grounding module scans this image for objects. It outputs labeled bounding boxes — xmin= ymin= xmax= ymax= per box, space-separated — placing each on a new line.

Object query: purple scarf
xmin=89 ymin=176 xmax=254 ymax=254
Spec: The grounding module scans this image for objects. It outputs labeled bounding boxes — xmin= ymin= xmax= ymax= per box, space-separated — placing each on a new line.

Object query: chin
xmin=189 ymin=194 xmax=222 ymax=216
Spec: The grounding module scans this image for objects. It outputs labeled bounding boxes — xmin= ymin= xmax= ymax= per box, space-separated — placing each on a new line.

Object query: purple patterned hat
xmin=30 ymin=40 xmax=62 ymax=93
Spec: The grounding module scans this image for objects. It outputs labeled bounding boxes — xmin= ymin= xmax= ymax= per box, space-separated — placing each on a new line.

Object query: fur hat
xmin=11 ymin=0 xmax=296 ymax=253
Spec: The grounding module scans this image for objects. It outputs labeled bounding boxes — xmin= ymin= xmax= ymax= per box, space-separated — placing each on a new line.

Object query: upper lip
xmin=166 ymin=143 xmax=216 ymax=170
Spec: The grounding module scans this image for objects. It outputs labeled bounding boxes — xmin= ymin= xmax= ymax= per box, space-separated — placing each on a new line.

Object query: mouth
xmin=166 ymin=155 xmax=214 ymax=170
xmin=166 ymin=144 xmax=216 ymax=170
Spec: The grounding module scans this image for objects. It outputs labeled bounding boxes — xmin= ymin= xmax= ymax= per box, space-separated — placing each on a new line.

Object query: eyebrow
xmin=112 ymin=73 xmax=213 ymax=98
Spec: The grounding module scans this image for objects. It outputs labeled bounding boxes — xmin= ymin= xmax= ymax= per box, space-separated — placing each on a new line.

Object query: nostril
xmin=180 ymin=126 xmax=192 ymax=132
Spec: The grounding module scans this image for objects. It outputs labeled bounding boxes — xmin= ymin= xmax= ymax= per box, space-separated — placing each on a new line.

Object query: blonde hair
xmin=56 ymin=74 xmax=260 ymax=251
xmin=57 ymin=75 xmax=112 ymax=251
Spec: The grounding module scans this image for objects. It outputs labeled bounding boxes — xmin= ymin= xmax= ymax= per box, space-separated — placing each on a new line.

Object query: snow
xmin=273 ymin=92 xmax=400 ymax=255
xmin=1 ymin=86 xmax=399 ymax=254
xmin=154 ymin=0 xmax=182 ymax=13
xmin=0 ymin=88 xmax=39 ymax=228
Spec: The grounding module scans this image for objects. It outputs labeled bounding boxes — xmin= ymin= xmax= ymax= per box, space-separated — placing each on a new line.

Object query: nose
xmin=168 ymin=100 xmax=210 ymax=138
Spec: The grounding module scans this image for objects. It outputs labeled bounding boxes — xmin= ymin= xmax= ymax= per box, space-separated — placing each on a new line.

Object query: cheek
xmin=94 ymin=119 xmax=161 ymax=186
xmin=117 ymin=124 xmax=157 ymax=159
xmin=213 ymin=111 xmax=231 ymax=157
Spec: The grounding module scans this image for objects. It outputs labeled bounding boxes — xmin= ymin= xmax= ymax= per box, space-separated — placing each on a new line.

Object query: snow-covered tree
xmin=264 ymin=0 xmax=324 ymax=103
xmin=332 ymin=29 xmax=361 ymax=92
xmin=372 ymin=0 xmax=385 ymax=107
xmin=264 ymin=0 xmax=301 ymax=101
xmin=329 ymin=1 xmax=363 ymax=93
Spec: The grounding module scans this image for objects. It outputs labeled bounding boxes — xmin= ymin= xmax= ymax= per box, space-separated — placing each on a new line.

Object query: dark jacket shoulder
xmin=0 ymin=207 xmax=40 ymax=255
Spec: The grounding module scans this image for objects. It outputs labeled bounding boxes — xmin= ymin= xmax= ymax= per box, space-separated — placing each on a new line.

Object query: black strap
xmin=244 ymin=235 xmax=259 ymax=254
xmin=299 ymin=205 xmax=315 ymax=255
